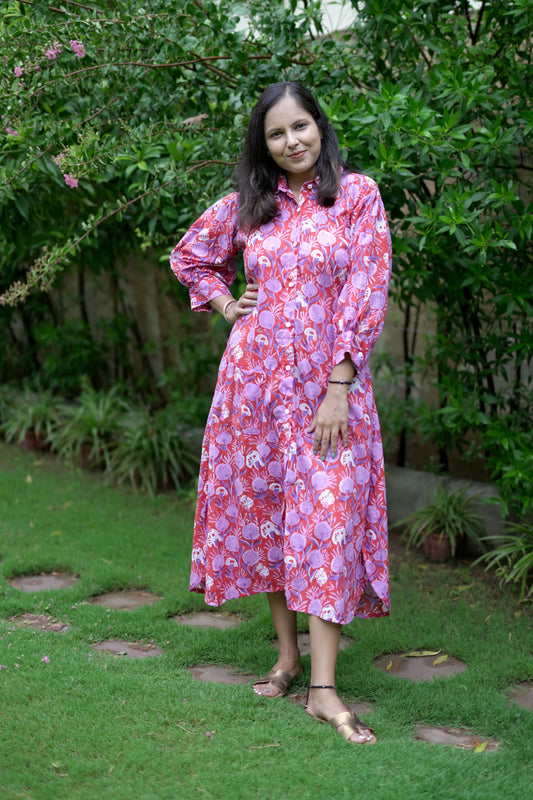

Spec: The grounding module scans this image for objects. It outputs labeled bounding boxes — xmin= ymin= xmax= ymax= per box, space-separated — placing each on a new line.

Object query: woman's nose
xmin=286 ymin=130 xmax=298 ymax=147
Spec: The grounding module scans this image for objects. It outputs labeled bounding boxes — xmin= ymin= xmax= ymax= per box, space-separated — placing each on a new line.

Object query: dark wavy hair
xmin=235 ymin=82 xmax=347 ymax=229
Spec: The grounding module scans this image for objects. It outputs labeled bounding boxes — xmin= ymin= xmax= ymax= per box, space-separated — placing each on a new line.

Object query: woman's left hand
xmin=307 ymin=385 xmax=349 ymax=461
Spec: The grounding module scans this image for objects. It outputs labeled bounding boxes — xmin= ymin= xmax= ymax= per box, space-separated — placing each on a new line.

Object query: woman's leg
xmin=306 ymin=614 xmax=375 ymax=743
xmin=253 ymin=591 xmax=302 ymax=697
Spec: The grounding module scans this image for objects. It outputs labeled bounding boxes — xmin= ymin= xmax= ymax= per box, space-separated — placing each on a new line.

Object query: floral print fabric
xmin=170 ymin=172 xmax=392 ymax=624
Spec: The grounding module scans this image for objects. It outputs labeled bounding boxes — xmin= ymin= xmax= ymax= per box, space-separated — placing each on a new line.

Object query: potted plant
xmin=475 ymin=520 xmax=533 ymax=600
xmin=49 ymin=378 xmax=127 ymax=471
xmin=1 ymin=385 xmax=59 ymax=451
xmin=397 ymin=482 xmax=486 ymax=561
xmin=110 ymin=404 xmax=201 ymax=495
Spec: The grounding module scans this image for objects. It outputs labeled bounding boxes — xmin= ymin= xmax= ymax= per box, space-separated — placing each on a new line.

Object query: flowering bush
xmin=0 ymin=0 xmax=532 ymax=520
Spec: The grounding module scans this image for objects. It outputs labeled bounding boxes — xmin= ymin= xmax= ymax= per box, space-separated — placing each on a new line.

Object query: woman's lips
xmin=288 ymin=151 xmax=306 ymax=159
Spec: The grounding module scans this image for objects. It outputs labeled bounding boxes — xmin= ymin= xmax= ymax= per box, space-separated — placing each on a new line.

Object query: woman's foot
xmin=253 ymin=661 xmax=302 ymax=698
xmin=306 ymin=685 xmax=376 ymax=744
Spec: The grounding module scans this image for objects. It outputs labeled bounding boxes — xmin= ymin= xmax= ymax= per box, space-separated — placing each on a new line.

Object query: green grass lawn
xmin=0 ymin=442 xmax=532 ymax=800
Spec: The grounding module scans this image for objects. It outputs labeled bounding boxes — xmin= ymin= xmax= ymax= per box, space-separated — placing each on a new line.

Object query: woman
xmin=170 ymin=82 xmax=391 ymax=744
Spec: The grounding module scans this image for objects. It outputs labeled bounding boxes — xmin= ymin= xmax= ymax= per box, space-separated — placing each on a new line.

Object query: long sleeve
xmin=169 ymin=192 xmax=240 ymax=312
xmin=332 ymin=180 xmax=392 ymax=371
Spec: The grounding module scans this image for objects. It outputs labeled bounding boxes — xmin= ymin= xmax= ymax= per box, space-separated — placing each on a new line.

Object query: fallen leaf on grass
xmin=474 ymin=741 xmax=488 ymax=753
xmin=385 ymin=659 xmax=393 ymax=671
xmin=26 ymin=474 xmax=32 ymax=483
xmin=433 ymin=655 xmax=449 ymax=666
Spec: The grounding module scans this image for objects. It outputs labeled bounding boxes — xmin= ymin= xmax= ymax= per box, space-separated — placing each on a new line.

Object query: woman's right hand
xmin=225 ymin=283 xmax=258 ymax=324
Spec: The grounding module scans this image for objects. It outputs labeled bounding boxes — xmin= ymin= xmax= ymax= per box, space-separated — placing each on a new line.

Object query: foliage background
xmin=1 ymin=0 xmax=532 ymax=517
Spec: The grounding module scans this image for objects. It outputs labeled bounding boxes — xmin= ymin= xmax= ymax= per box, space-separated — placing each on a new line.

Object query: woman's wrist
xmin=222 ymin=298 xmax=237 ymax=323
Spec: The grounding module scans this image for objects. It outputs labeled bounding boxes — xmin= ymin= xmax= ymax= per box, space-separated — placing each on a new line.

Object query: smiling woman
xmin=264 ymin=95 xmax=322 ymax=195
xmin=170 ymin=81 xmax=392 ymax=745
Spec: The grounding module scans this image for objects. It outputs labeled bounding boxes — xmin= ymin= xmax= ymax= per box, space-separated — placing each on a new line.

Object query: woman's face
xmin=264 ymin=93 xmax=322 ymax=187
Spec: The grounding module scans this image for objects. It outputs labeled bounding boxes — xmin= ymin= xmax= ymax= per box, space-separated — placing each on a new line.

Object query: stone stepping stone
xmin=9 ymin=572 xmax=78 ymax=591
xmin=88 ymin=590 xmax=161 ymax=610
xmin=289 ymin=692 xmax=375 ymax=718
xmin=507 ymin=681 xmax=533 ymax=711
xmin=92 ymin=639 xmax=164 ymax=658
xmin=414 ymin=725 xmax=500 ymax=751
xmin=12 ymin=612 xmax=70 ymax=633
xmin=188 ymin=665 xmax=258 ymax=685
xmin=272 ymin=632 xmax=353 ymax=654
xmin=374 ymin=651 xmax=467 ymax=682
xmin=174 ymin=611 xmax=244 ymax=630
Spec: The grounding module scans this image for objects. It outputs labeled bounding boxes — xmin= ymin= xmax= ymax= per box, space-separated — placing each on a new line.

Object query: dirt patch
xmin=92 ymin=639 xmax=164 ymax=658
xmin=9 ymin=572 xmax=78 ymax=591
xmin=271 ymin=632 xmax=353 ymax=655
xmin=289 ymin=692 xmax=375 ymax=718
xmin=88 ymin=590 xmax=162 ymax=610
xmin=374 ymin=651 xmax=467 ymax=682
xmin=12 ymin=612 xmax=70 ymax=633
xmin=174 ymin=611 xmax=244 ymax=630
xmin=414 ymin=725 xmax=500 ymax=751
xmin=188 ymin=665 xmax=258 ymax=684
xmin=507 ymin=681 xmax=533 ymax=711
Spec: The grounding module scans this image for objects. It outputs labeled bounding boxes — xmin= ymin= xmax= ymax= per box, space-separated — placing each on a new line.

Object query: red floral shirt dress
xmin=170 ymin=172 xmax=392 ymax=624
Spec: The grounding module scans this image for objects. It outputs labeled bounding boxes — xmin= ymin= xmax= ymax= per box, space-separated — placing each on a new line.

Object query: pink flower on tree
xmin=69 ymin=40 xmax=86 ymax=58
xmin=6 ymin=127 xmax=18 ymax=136
xmin=63 ymin=173 xmax=79 ymax=188
xmin=14 ymin=66 xmax=23 ymax=77
xmin=53 ymin=152 xmax=67 ymax=166
xmin=45 ymin=42 xmax=62 ymax=60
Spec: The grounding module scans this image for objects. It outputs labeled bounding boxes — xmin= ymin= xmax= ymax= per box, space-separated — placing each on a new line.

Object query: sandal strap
xmin=253 ymin=668 xmax=296 ymax=696
xmin=328 ymin=711 xmax=376 ymax=744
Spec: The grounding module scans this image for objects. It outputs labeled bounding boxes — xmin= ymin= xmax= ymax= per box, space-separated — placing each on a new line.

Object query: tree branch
xmin=0 ymin=159 xmax=236 ymax=306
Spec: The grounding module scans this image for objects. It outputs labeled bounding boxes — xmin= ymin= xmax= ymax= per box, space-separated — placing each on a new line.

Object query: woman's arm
xmin=209 ymin=284 xmax=258 ymax=323
xmin=307 ymin=355 xmax=354 ymax=461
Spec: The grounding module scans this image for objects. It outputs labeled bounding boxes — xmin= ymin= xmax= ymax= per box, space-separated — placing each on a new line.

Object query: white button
xmin=285 ymin=365 xmax=290 ymax=371
xmin=288 ymin=281 xmax=294 ymax=287
xmin=285 ymin=322 xmax=290 ymax=328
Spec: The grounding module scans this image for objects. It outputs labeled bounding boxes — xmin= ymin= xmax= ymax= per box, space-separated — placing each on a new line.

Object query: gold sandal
xmin=253 ymin=668 xmax=301 ymax=698
xmin=306 ymin=684 xmax=377 ymax=745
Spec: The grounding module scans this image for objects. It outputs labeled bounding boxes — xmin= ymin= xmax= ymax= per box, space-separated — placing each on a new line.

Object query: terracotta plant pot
xmin=423 ymin=532 xmax=452 ymax=562
xmin=22 ymin=430 xmax=46 ymax=452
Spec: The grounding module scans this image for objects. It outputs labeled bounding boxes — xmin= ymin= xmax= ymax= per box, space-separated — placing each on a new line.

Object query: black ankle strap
xmin=308 ymin=684 xmax=335 ymax=690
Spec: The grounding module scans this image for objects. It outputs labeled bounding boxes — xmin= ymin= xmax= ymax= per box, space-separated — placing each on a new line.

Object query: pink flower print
xmin=69 ymin=40 xmax=86 ymax=58
xmin=6 ymin=127 xmax=18 ymax=136
xmin=63 ymin=173 xmax=78 ymax=188
xmin=14 ymin=66 xmax=23 ymax=77
xmin=41 ymin=656 xmax=50 ymax=664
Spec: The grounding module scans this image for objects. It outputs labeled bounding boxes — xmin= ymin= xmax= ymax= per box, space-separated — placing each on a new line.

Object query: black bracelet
xmin=328 ymin=379 xmax=352 ymax=385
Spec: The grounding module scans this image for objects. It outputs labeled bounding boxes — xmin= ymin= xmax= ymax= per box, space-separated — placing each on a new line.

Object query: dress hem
xmin=189 ymin=583 xmax=390 ymax=625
